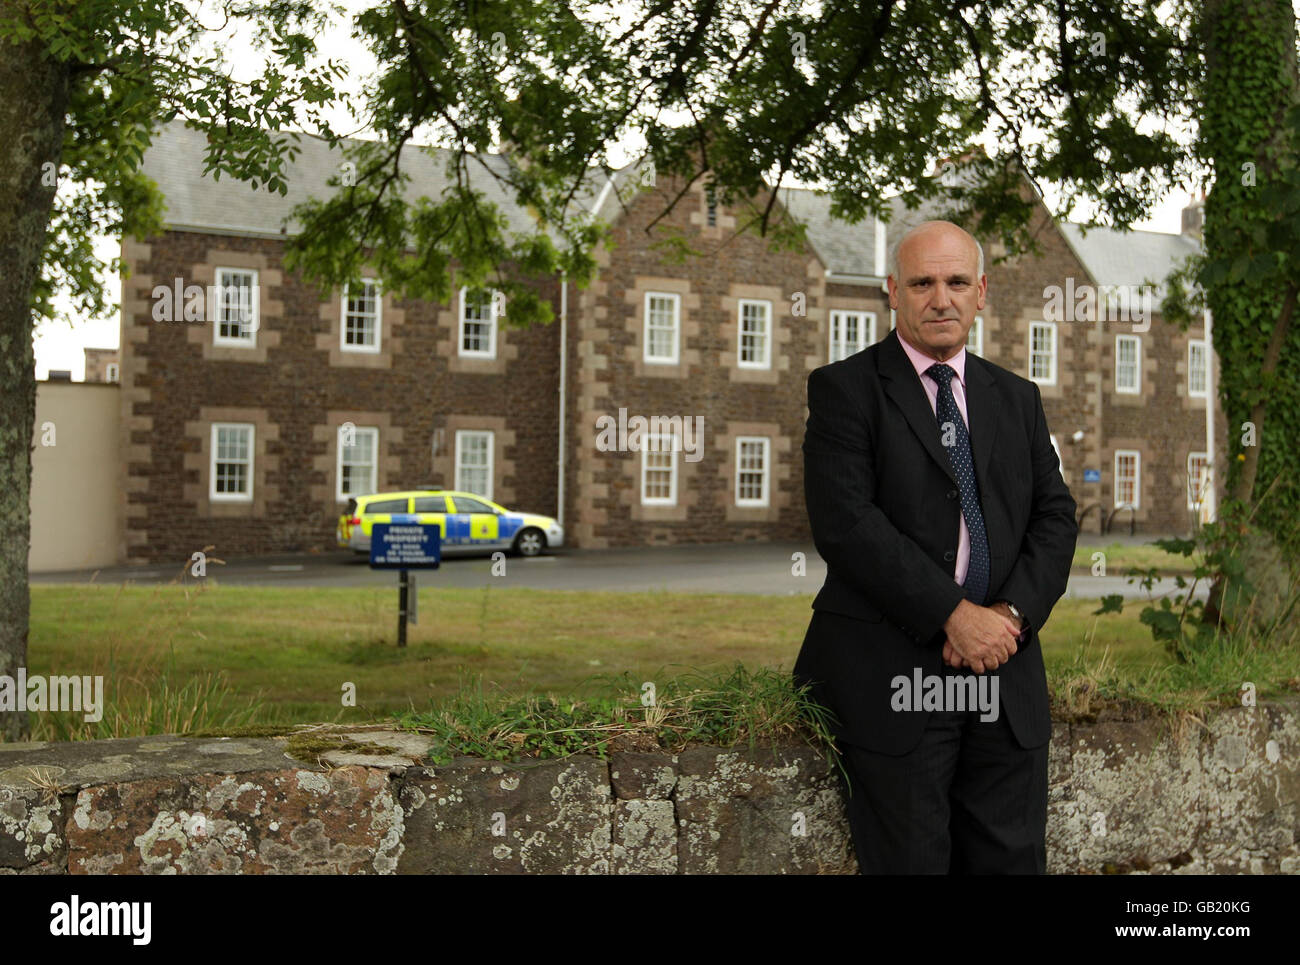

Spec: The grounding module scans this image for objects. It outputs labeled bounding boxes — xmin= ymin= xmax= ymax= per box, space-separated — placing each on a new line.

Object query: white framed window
xmin=210 ymin=423 xmax=254 ymax=501
xmin=1187 ymin=452 xmax=1210 ymax=510
xmin=455 ymin=430 xmax=494 ymax=499
xmin=213 ymin=268 xmax=259 ymax=347
xmin=644 ymin=292 xmax=680 ymax=364
xmin=342 ymin=279 xmax=382 ymax=352
xmin=459 ymin=287 xmax=499 ymax=358
xmin=1114 ymin=450 xmax=1140 ymax=508
xmin=640 ymin=432 xmax=678 ymax=505
xmin=734 ymin=436 xmax=770 ymax=507
xmin=105 ymin=363 xmax=119 ymax=383
xmin=1029 ymin=321 xmax=1057 ymax=385
xmin=966 ymin=316 xmax=983 ymax=356
xmin=737 ymin=299 xmax=772 ymax=369
xmin=1188 ymin=340 xmax=1208 ymax=397
xmin=1115 ymin=334 xmax=1141 ymax=394
xmin=337 ymin=426 xmax=378 ymax=501
xmin=829 ymin=310 xmax=874 ymax=362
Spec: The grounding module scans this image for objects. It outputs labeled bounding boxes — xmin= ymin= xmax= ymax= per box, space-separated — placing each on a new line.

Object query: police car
xmin=337 ymin=490 xmax=563 ymax=557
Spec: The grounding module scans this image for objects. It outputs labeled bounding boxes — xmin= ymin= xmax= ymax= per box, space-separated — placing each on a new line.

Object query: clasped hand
xmin=940 ymin=599 xmax=1023 ymax=673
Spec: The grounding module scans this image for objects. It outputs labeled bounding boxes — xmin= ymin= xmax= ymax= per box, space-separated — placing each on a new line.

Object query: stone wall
xmin=2 ymin=699 xmax=1296 ymax=874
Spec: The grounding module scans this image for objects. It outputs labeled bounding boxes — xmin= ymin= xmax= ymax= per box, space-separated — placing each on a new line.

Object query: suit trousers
xmin=835 ymin=704 xmax=1049 ymax=874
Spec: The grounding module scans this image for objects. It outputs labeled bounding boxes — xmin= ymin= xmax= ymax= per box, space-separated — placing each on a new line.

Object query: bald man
xmin=794 ymin=221 xmax=1077 ymax=874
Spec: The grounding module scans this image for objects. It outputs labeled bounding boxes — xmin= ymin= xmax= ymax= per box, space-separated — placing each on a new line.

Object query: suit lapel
xmin=964 ymin=356 xmax=1001 ymax=498
xmin=877 ymin=331 xmax=958 ymax=487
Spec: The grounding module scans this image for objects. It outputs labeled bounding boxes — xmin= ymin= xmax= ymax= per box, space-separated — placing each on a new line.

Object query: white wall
xmin=30 ymin=382 xmax=121 ymax=572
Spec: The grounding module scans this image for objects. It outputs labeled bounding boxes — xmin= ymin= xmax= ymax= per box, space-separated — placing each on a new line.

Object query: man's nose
xmin=932 ymin=282 xmax=954 ymax=309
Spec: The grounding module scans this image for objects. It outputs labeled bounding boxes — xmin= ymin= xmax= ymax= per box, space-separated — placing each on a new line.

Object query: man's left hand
xmin=989 ymin=601 xmax=1026 ymax=636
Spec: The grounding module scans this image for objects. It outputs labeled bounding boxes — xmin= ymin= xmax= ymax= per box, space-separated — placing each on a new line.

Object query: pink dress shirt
xmin=897 ymin=334 xmax=971 ymax=587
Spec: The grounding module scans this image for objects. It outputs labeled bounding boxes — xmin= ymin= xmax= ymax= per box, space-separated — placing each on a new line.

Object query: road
xmin=32 ymin=538 xmax=1206 ymax=601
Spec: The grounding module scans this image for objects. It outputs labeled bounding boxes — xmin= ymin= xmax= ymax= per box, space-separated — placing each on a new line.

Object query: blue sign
xmin=369 ymin=523 xmax=441 ymax=569
xmin=1084 ymin=469 xmax=1101 ymax=483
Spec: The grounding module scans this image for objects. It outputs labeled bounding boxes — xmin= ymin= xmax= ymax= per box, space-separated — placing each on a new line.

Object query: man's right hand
xmin=942 ymin=599 xmax=1021 ymax=673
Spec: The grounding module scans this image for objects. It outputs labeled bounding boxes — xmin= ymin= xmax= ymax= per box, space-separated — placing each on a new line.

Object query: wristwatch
xmin=1002 ymin=600 xmax=1028 ymax=638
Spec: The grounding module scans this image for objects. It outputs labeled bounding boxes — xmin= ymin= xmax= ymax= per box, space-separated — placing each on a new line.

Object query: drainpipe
xmin=557 ymin=271 xmax=567 ymax=527
xmin=1203 ymin=306 xmax=1216 ymax=522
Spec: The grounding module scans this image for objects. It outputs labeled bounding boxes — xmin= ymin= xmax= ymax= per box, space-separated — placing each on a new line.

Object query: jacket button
xmin=944 ymin=550 xmax=956 ymax=562
xmin=947 ymin=489 xmax=958 ymax=499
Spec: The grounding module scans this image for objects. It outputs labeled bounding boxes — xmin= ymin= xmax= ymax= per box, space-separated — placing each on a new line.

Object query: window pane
xmin=211 ymin=424 xmax=252 ymax=498
xmin=456 ymin=432 xmax=492 ymax=496
xmin=1187 ymin=453 xmax=1209 ymax=505
xmin=217 ymin=270 xmax=255 ymax=339
xmin=737 ymin=439 xmax=767 ymax=502
xmin=345 ymin=280 xmax=379 ymax=347
xmin=642 ymin=434 xmax=676 ymax=501
xmin=830 ymin=310 xmax=872 ymax=362
xmin=1189 ymin=342 xmax=1207 ymax=394
xmin=1117 ymin=337 xmax=1138 ymax=389
xmin=740 ymin=302 xmax=768 ymax=363
xmin=1115 ymin=453 xmax=1139 ymax=506
xmin=340 ymin=428 xmax=377 ymax=496
xmin=365 ymin=498 xmax=409 ymax=514
xmin=462 ymin=289 xmax=494 ymax=353
xmin=1031 ymin=324 xmax=1054 ymax=380
xmin=647 ymin=295 xmax=678 ymax=359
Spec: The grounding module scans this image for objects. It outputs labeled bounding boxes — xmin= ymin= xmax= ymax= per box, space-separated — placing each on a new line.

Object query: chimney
xmin=1181 ymin=193 xmax=1205 ymax=240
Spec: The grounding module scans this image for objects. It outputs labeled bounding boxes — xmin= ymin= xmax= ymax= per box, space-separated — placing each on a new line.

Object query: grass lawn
xmin=1070 ymin=541 xmax=1201 ymax=574
xmin=28 ymin=582 xmax=1170 ymax=733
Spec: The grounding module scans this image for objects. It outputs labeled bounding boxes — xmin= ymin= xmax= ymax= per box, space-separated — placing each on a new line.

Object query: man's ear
xmin=976 ymin=274 xmax=987 ymax=310
xmin=886 ymin=274 xmax=899 ymax=310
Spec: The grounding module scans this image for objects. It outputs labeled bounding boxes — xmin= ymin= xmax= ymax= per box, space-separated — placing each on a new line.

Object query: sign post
xmin=369 ymin=521 xmax=441 ymax=647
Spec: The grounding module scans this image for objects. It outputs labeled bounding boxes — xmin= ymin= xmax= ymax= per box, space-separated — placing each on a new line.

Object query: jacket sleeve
xmin=990 ymin=381 xmax=1078 ymax=637
xmin=803 ymin=365 xmax=966 ymax=644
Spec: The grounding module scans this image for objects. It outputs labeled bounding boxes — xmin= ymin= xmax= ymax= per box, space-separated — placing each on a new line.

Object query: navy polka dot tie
xmin=925 ymin=363 xmax=990 ymax=605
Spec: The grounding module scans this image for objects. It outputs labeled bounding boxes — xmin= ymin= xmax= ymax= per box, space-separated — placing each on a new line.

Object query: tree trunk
xmin=0 ymin=1 xmax=70 ymax=741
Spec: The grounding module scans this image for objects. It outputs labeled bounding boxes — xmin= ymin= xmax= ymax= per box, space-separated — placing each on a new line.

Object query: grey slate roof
xmin=1058 ymin=223 xmax=1200 ymax=297
xmin=775 ymin=186 xmax=883 ymax=278
xmin=140 ymin=121 xmax=1195 ymax=291
xmin=141 ymin=120 xmax=565 ymax=240
xmin=141 ymin=120 xmax=885 ymax=273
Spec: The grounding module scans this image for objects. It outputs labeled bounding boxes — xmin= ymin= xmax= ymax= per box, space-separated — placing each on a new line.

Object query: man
xmin=793 ymin=220 xmax=1077 ymax=874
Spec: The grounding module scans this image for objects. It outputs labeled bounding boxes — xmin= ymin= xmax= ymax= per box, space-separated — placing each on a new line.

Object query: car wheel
xmin=513 ymin=527 xmax=546 ymax=557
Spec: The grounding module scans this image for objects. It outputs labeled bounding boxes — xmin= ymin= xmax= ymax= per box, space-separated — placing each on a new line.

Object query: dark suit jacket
xmin=793 ymin=329 xmax=1078 ymax=755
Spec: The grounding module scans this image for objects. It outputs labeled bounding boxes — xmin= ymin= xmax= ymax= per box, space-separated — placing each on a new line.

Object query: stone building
xmin=112 ymin=121 xmax=1221 ymax=562
xmin=83 ymin=347 xmax=120 ymax=383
